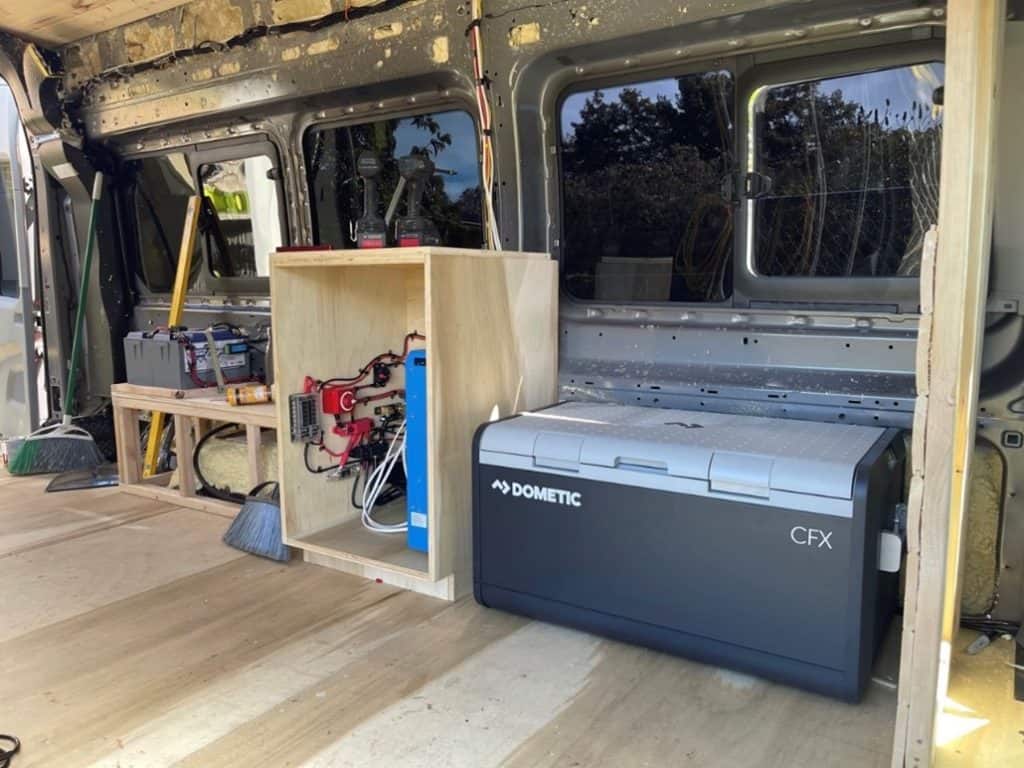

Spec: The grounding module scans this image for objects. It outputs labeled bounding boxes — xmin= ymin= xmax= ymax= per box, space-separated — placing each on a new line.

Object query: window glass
xmin=752 ymin=62 xmax=944 ymax=278
xmin=560 ymin=72 xmax=735 ymax=302
xmin=303 ymin=110 xmax=483 ymax=248
xmin=127 ymin=153 xmax=198 ymax=292
xmin=200 ymin=156 xmax=282 ymax=278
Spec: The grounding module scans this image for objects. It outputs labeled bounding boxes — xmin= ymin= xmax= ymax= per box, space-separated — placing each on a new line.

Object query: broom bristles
xmin=223 ymin=497 xmax=290 ymax=562
xmin=8 ymin=434 xmax=104 ymax=476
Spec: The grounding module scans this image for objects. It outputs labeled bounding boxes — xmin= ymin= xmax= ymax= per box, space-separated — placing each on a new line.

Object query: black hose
xmin=960 ymin=615 xmax=1021 ymax=636
xmin=192 ymin=422 xmax=247 ymax=504
xmin=0 ymin=734 xmax=19 ymax=768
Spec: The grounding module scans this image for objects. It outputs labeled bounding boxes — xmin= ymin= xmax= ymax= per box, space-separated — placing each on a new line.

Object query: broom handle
xmin=62 ymin=172 xmax=104 ymax=424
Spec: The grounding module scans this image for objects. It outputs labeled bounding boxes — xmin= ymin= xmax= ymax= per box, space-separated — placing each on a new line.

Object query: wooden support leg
xmin=174 ymin=415 xmax=196 ymax=497
xmin=114 ymin=406 xmax=141 ymax=485
xmin=892 ymin=3 xmax=1006 ymax=766
xmin=246 ymin=424 xmax=263 ymax=491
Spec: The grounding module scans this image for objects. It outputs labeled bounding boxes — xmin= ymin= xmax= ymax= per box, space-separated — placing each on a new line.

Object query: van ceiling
xmin=1 ymin=1 xmax=188 ymax=46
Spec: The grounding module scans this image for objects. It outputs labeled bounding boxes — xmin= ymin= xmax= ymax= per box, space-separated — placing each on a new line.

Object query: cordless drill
xmin=355 ymin=151 xmax=387 ymax=248
xmin=395 ymin=153 xmax=441 ymax=247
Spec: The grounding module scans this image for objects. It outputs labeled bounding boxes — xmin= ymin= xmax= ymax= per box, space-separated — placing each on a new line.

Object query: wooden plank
xmin=0 ymin=484 xmax=172 ymax=559
xmin=936 ymin=629 xmax=1024 ymax=765
xmin=246 ymin=424 xmax=263 ymax=489
xmin=892 ymin=3 xmax=1006 ymax=766
xmin=0 ymin=504 xmax=242 ymax=643
xmin=1 ymin=0 xmax=188 ymax=45
xmin=270 ymin=246 xmax=549 ymax=270
xmin=113 ymin=405 xmax=142 ymax=485
xmin=292 ymin=505 xmax=429 ymax=577
xmin=120 ymin=482 xmax=240 ymax=519
xmin=112 ymin=385 xmax=278 ymax=429
xmin=175 ymin=414 xmax=197 ymax=496
xmin=114 ymin=383 xmax=217 ymax=400
xmin=426 ymin=252 xmax=558 ymax=583
xmin=302 ymin=549 xmax=457 ymax=600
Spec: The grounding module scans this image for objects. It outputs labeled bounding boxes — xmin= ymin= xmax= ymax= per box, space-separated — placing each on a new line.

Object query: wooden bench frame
xmin=111 ymin=383 xmax=277 ymax=519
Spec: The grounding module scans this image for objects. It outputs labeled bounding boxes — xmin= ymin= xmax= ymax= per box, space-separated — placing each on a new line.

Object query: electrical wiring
xmin=361 ymin=420 xmax=408 ymax=533
xmin=304 ymin=441 xmax=339 ymax=473
xmin=318 ymin=332 xmax=424 ymax=389
xmin=467 ymin=0 xmax=503 ymax=250
xmin=79 ymin=0 xmax=410 ymax=89
xmin=193 ymin=422 xmax=247 ymax=503
xmin=960 ymin=615 xmax=1021 ymax=636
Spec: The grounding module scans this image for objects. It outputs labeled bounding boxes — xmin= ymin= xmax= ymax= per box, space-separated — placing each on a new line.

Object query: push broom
xmin=8 ymin=173 xmax=106 ymax=475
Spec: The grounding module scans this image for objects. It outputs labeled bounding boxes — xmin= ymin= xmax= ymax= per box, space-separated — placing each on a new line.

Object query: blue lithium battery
xmin=405 ymin=349 xmax=428 ymax=552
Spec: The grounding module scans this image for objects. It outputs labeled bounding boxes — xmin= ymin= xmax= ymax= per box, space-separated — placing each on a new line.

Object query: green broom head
xmin=7 ymin=423 xmax=105 ymax=476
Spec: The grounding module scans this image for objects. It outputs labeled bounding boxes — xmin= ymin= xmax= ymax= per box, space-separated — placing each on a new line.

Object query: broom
xmin=222 ymin=481 xmax=290 ymax=561
xmin=9 ymin=173 xmax=106 ymax=475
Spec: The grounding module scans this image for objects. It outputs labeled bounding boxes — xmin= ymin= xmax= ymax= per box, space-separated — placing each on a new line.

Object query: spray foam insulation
xmin=961 ymin=441 xmax=1003 ymax=615
xmin=171 ymin=428 xmax=278 ymax=496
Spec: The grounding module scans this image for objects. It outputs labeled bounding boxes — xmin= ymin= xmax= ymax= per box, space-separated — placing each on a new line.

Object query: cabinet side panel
xmin=427 ymin=253 xmax=557 ymax=579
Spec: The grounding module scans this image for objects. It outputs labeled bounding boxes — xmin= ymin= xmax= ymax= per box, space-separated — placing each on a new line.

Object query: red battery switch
xmin=321 ymin=384 xmax=357 ymax=415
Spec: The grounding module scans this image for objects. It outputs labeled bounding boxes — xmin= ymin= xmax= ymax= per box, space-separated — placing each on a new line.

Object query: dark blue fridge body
xmin=473 ymin=402 xmax=903 ymax=702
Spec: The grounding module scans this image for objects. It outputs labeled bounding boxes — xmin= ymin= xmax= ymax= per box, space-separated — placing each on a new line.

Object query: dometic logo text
xmin=491 ymin=478 xmax=582 ymax=507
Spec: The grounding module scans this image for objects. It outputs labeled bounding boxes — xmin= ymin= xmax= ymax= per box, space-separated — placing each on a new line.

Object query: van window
xmin=199 ymin=156 xmax=282 ymax=278
xmin=559 ymin=71 xmax=735 ymax=302
xmin=127 ymin=153 xmax=198 ymax=292
xmin=751 ymin=62 xmax=944 ymax=278
xmin=303 ymin=109 xmax=483 ymax=248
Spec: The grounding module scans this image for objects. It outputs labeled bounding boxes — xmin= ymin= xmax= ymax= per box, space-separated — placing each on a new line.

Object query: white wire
xmin=361 ymin=420 xmax=408 ymax=534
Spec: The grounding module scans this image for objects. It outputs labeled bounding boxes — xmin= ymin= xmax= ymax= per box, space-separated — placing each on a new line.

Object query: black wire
xmin=960 ymin=615 xmax=1021 ymax=636
xmin=304 ymin=442 xmax=337 ymax=474
xmin=0 ymin=734 xmax=20 ymax=768
xmin=351 ymin=463 xmax=365 ymax=509
xmin=193 ymin=422 xmax=247 ymax=503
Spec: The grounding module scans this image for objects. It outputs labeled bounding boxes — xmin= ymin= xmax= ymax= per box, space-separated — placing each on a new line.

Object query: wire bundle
xmin=360 ymin=420 xmax=408 ymax=533
xmin=468 ymin=0 xmax=502 ymax=250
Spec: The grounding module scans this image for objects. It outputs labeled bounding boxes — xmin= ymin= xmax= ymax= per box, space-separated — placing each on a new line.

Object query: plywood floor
xmin=937 ymin=630 xmax=1024 ymax=767
xmin=0 ymin=472 xmax=907 ymax=767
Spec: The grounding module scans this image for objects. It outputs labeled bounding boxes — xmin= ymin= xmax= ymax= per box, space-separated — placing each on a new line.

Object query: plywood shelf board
xmin=111 ymin=384 xmax=277 ymax=429
xmin=291 ymin=513 xmax=429 ymax=579
xmin=271 ymin=246 xmax=550 ymax=270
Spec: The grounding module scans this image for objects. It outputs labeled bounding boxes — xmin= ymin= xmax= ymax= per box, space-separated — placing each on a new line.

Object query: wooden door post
xmin=892 ymin=2 xmax=1006 ymax=766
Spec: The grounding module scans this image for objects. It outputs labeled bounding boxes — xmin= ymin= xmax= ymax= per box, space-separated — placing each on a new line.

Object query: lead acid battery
xmin=473 ymin=401 xmax=904 ymax=701
xmin=124 ymin=329 xmax=250 ymax=389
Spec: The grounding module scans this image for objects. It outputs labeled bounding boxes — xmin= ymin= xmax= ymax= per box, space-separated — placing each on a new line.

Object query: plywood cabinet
xmin=271 ymin=247 xmax=557 ymax=599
